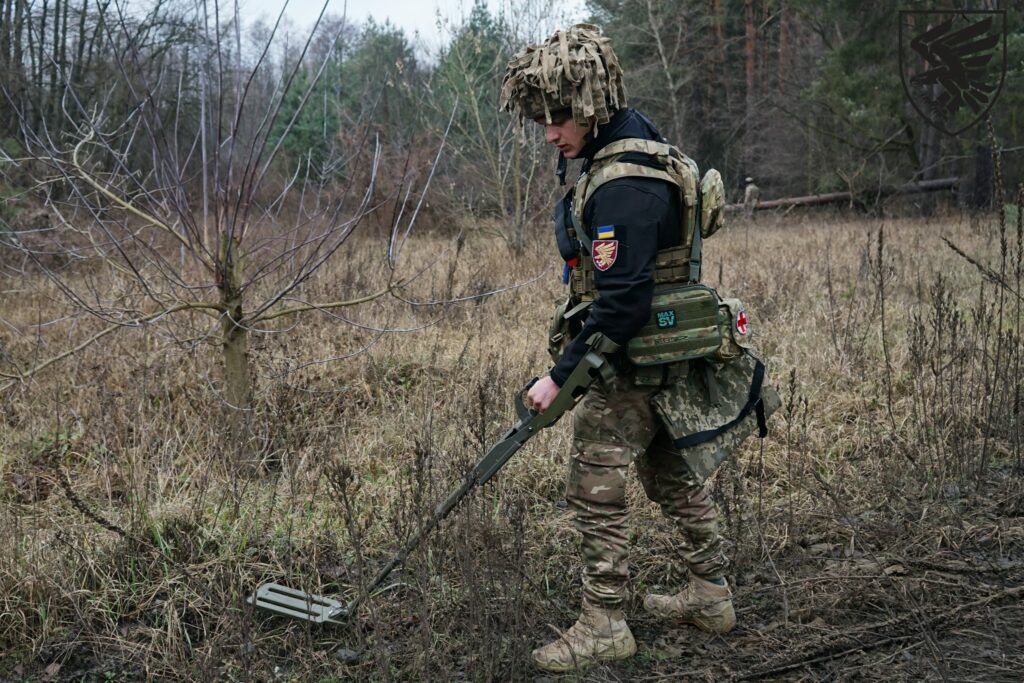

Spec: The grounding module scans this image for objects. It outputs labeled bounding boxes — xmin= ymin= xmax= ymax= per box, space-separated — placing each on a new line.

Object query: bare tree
xmin=422 ymin=0 xmax=579 ymax=253
xmin=0 ymin=0 xmax=449 ymax=421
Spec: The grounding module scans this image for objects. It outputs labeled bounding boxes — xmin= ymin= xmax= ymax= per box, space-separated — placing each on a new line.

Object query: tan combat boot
xmin=532 ymin=603 xmax=637 ymax=672
xmin=643 ymin=575 xmax=736 ymax=633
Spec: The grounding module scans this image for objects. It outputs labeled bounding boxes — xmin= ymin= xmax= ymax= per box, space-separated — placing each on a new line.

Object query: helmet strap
xmin=556 ymin=151 xmax=567 ymax=186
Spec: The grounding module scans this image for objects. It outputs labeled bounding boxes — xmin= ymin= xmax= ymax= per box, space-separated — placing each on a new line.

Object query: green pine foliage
xmin=337 ymin=20 xmax=420 ymax=139
xmin=268 ymin=64 xmax=342 ymax=176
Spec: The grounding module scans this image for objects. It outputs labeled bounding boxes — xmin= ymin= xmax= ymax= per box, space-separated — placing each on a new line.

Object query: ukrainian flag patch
xmin=596 ymin=225 xmax=615 ymax=239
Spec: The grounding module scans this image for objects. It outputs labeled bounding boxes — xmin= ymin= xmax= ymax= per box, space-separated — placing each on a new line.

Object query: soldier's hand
xmin=526 ymin=375 xmax=560 ymax=412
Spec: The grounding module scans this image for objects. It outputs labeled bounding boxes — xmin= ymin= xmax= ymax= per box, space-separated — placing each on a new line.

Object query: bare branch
xmin=0 ymin=300 xmax=223 ymax=388
xmin=252 ymin=278 xmax=409 ymax=323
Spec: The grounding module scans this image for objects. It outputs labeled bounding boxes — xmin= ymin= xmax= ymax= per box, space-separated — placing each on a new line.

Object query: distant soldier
xmin=501 ymin=24 xmax=779 ymax=672
xmin=743 ymin=176 xmax=760 ymax=216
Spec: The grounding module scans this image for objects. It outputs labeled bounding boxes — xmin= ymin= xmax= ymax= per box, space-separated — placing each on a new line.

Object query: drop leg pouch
xmin=651 ymin=353 xmax=781 ymax=482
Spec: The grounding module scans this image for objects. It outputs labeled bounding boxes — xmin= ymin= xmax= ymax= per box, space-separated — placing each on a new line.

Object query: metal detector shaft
xmin=329 ymin=333 xmax=619 ymax=621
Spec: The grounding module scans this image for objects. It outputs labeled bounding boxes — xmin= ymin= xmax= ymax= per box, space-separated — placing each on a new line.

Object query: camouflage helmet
xmin=499 ymin=23 xmax=626 ymax=127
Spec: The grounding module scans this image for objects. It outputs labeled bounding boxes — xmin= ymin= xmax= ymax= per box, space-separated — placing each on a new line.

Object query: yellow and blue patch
xmin=596 ymin=225 xmax=616 ymax=239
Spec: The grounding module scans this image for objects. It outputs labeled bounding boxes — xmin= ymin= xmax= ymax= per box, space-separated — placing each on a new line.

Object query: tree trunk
xmin=760 ymin=0 xmax=770 ymax=90
xmin=726 ymin=177 xmax=958 ymax=211
xmin=85 ymin=1 xmax=110 ymax=94
xmin=969 ymin=144 xmax=993 ymax=210
xmin=778 ymin=0 xmax=788 ymax=94
xmin=50 ymin=0 xmax=60 ymax=95
xmin=219 ymin=234 xmax=251 ymax=413
xmin=37 ymin=0 xmax=48 ymax=125
xmin=2 ymin=0 xmax=12 ymax=70
xmin=1 ymin=0 xmax=12 ymax=136
xmin=51 ymin=0 xmax=69 ymax=131
xmin=805 ymin=112 xmax=814 ymax=195
xmin=646 ymin=0 xmax=682 ymax=145
xmin=744 ymin=0 xmax=756 ymax=171
xmin=59 ymin=0 xmax=68 ymax=85
xmin=916 ymin=84 xmax=943 ymax=215
xmin=712 ymin=0 xmax=729 ymax=107
xmin=13 ymin=0 xmax=24 ymax=68
xmin=25 ymin=5 xmax=37 ymax=127
xmin=71 ymin=0 xmax=88 ymax=90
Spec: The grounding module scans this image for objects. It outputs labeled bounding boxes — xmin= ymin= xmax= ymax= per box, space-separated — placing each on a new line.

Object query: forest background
xmin=1 ymin=0 xmax=1023 ymax=680
xmin=2 ymin=0 xmax=1022 ymax=234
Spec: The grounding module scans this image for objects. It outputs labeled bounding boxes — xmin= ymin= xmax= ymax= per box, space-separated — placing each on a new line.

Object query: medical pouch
xmin=712 ymin=297 xmax=753 ymax=362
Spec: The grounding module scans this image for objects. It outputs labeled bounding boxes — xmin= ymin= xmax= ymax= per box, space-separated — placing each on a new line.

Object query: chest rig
xmin=553 ymin=138 xmax=772 ymax=455
xmin=566 ymin=138 xmax=716 ymax=301
xmin=552 ymin=137 xmax=732 ymax=377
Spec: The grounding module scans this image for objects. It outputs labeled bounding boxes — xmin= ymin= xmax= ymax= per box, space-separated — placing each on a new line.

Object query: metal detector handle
xmin=515 ymin=377 xmax=540 ymax=422
xmin=512 ymin=333 xmax=620 ymax=428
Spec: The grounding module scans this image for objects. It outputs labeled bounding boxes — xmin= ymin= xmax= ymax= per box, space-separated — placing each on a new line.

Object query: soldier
xmin=743 ymin=176 xmax=760 ymax=216
xmin=500 ymin=24 xmax=779 ymax=672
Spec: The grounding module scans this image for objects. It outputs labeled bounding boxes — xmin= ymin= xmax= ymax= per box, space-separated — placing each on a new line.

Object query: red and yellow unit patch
xmin=592 ymin=240 xmax=618 ymax=271
xmin=592 ymin=225 xmax=618 ymax=271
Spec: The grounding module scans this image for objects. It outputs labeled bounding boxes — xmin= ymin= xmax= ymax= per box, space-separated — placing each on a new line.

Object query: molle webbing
xmin=570 ymin=265 xmax=598 ymax=301
xmin=626 ymin=285 xmax=722 ymax=366
xmin=569 ymin=245 xmax=692 ymax=301
xmin=654 ymin=247 xmax=692 ymax=283
xmin=579 ymin=138 xmax=699 ymax=231
xmin=593 ymin=138 xmax=675 ymax=159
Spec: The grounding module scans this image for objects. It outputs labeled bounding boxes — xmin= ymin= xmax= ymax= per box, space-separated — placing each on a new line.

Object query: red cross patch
xmin=735 ymin=308 xmax=749 ymax=336
xmin=592 ymin=239 xmax=618 ymax=271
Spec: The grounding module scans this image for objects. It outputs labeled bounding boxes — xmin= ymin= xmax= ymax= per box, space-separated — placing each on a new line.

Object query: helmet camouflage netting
xmin=499 ymin=23 xmax=626 ymax=127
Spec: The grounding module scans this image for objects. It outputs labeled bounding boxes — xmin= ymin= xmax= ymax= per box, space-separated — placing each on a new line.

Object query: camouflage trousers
xmin=566 ymin=355 xmax=776 ymax=609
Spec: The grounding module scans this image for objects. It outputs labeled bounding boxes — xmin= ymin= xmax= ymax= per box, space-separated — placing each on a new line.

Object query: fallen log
xmin=726 ymin=177 xmax=959 ymax=212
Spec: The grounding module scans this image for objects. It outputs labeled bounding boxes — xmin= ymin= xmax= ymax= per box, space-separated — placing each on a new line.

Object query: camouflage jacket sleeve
xmin=549 ymin=177 xmax=675 ymax=386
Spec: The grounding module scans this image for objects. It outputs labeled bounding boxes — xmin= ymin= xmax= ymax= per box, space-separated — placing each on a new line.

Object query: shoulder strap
xmin=584 ymin=161 xmax=679 ymax=204
xmin=690 ymin=183 xmax=703 ymax=283
xmin=593 ymin=137 xmax=676 ymax=161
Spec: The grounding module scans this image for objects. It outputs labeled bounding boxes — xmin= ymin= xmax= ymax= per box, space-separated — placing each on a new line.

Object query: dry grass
xmin=1 ymin=205 xmax=1022 ymax=681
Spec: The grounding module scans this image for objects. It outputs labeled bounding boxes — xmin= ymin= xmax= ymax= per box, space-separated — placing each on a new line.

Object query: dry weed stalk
xmin=2 ymin=200 xmax=1022 ymax=678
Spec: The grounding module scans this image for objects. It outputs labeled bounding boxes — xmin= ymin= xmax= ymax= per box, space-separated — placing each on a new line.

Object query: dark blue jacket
xmin=549 ymin=108 xmax=683 ymax=386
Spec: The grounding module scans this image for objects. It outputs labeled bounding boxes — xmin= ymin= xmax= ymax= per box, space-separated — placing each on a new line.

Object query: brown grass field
xmin=2 ymin=205 xmax=1023 ymax=681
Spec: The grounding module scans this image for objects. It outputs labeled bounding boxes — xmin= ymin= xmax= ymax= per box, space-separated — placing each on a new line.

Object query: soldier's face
xmin=535 ymin=110 xmax=593 ymax=159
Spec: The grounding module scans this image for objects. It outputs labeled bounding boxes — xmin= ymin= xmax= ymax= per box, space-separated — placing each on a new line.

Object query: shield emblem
xmin=899 ymin=10 xmax=1007 ymax=136
xmin=591 ymin=239 xmax=618 ymax=271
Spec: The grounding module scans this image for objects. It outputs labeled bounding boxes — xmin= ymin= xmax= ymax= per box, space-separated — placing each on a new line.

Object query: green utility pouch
xmin=626 ymin=285 xmax=757 ymax=369
xmin=626 ymin=284 xmax=723 ymax=366
xmin=548 ymin=297 xmax=571 ymax=363
xmin=548 ymin=297 xmax=592 ymax=363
